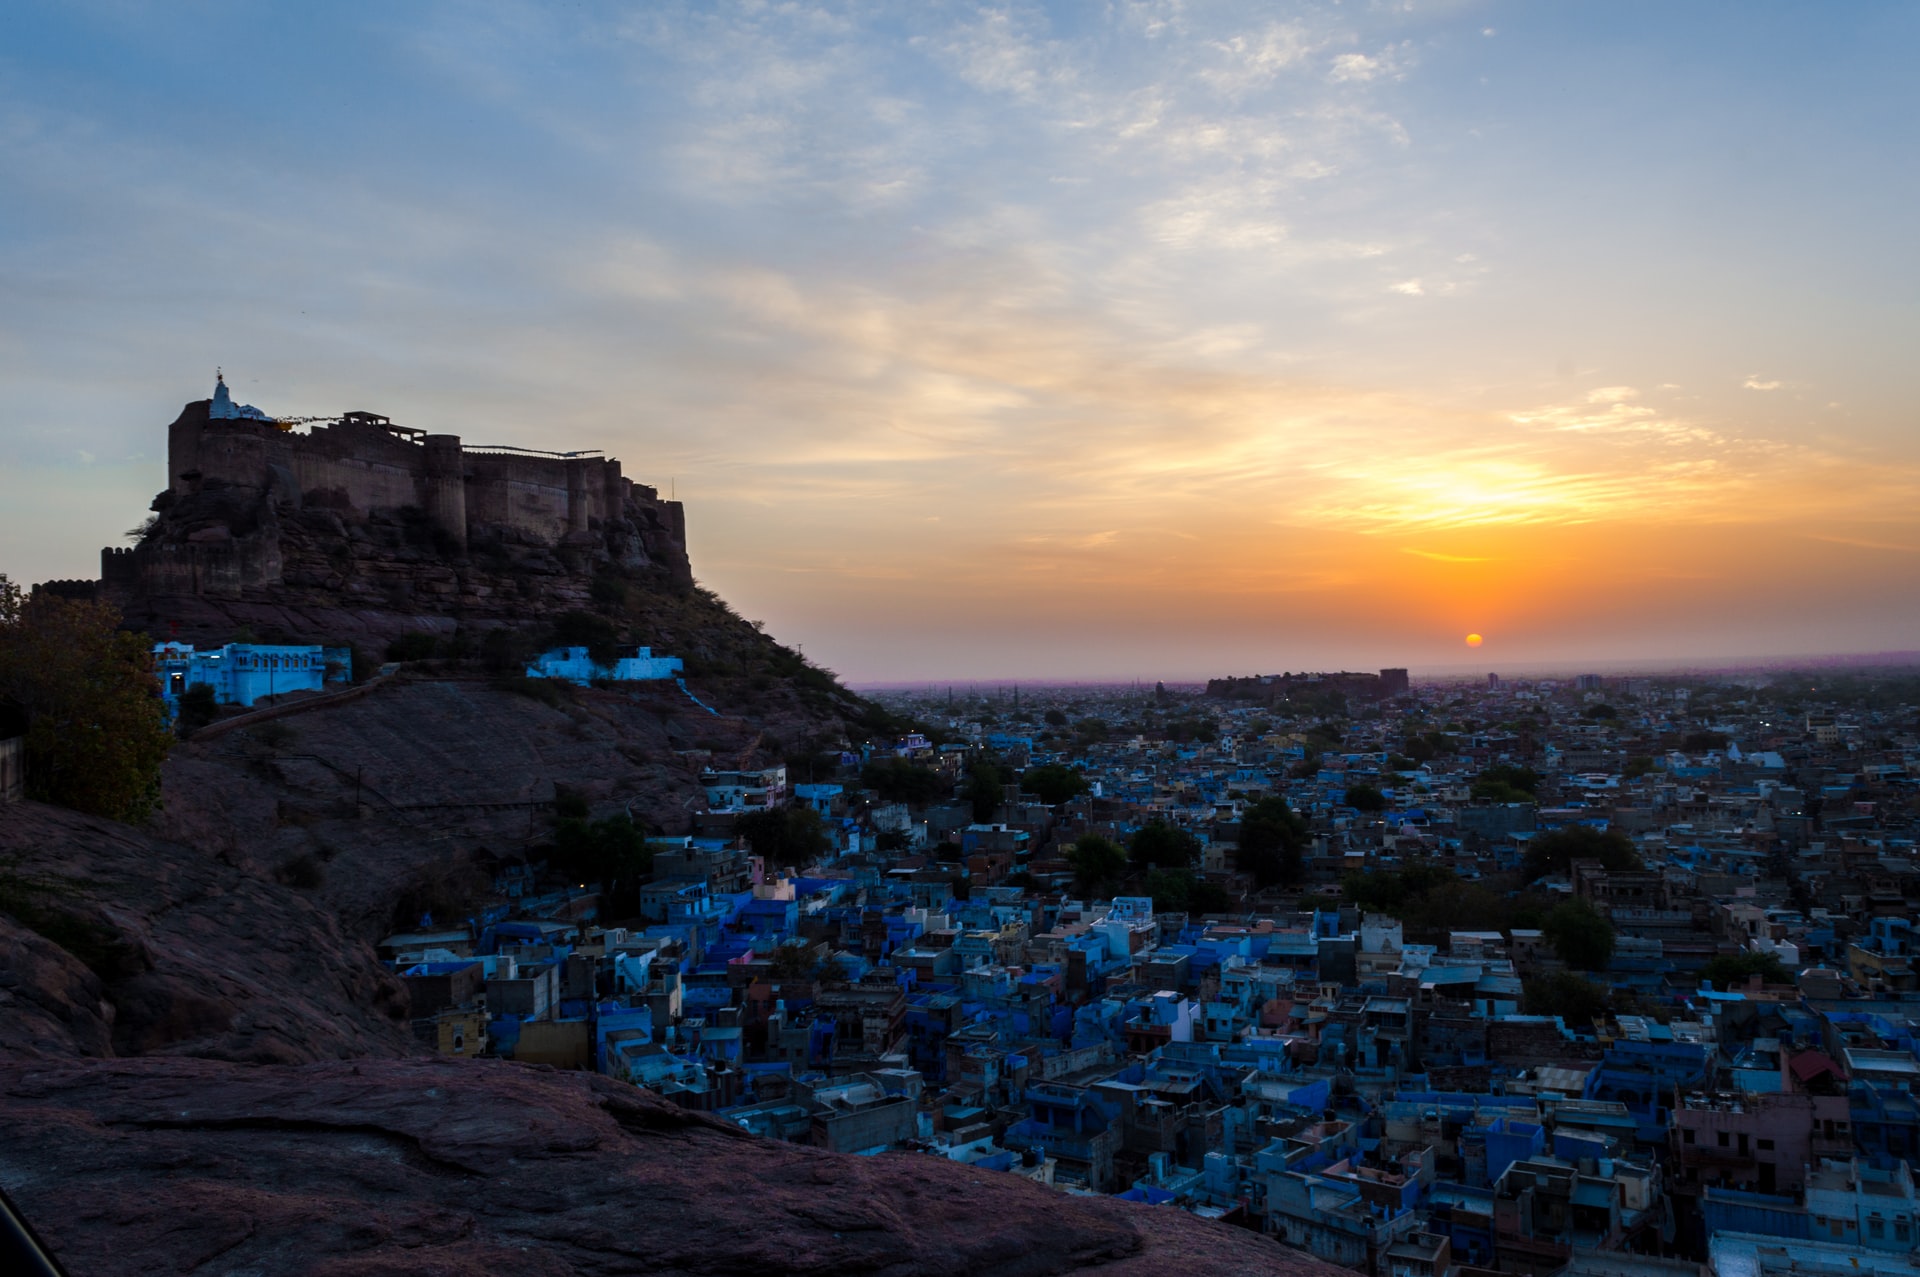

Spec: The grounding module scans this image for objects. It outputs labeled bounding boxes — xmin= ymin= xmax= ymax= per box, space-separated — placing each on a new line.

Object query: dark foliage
xmin=1237 ymin=797 xmax=1308 ymax=887
xmin=1129 ymin=819 xmax=1200 ymax=869
xmin=1520 ymin=825 xmax=1642 ymax=881
xmin=1021 ymin=763 xmax=1088 ymax=806
xmin=1543 ymin=898 xmax=1615 ymax=970
xmin=736 ymin=806 xmax=831 ymax=870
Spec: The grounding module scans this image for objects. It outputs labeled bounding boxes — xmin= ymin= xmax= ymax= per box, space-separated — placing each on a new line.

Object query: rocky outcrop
xmin=0 ymin=1055 xmax=1328 ymax=1276
xmin=0 ymin=802 xmax=416 ymax=1063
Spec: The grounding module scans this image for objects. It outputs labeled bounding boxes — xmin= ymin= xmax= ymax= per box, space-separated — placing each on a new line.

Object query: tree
xmin=1471 ymin=763 xmax=1540 ymax=803
xmin=964 ymin=758 xmax=1005 ymax=823
xmin=1067 ymin=835 xmax=1127 ymax=894
xmin=0 ymin=578 xmax=171 ymax=823
xmin=1699 ymin=951 xmax=1794 ymax=990
xmin=1237 ymin=797 xmax=1308 ymax=887
xmin=767 ymin=942 xmax=818 ymax=982
xmin=1130 ymin=819 xmax=1200 ymax=869
xmin=861 ymin=757 xmax=945 ymax=804
xmin=1622 ymin=755 xmax=1656 ymax=780
xmin=736 ymin=806 xmax=831 ymax=869
xmin=550 ymin=813 xmax=658 ymax=917
xmin=1523 ymin=971 xmax=1611 ymax=1023
xmin=1145 ymin=869 xmax=1233 ymax=915
xmin=1543 ymin=899 xmax=1615 ymax=971
xmin=1520 ymin=826 xmax=1641 ymax=881
xmin=1343 ymin=783 xmax=1387 ymax=813
xmin=1043 ymin=709 xmax=1068 ymax=727
xmin=1021 ymin=763 xmax=1087 ymax=806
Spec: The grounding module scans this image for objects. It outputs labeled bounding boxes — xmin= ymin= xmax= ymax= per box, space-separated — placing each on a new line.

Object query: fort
xmin=79 ymin=376 xmax=693 ymax=644
xmin=1205 ymin=669 xmax=1411 ymax=705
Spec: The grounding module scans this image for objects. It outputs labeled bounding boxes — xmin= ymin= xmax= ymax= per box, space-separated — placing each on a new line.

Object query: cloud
xmin=1743 ymin=376 xmax=1782 ymax=391
xmin=1391 ymin=278 xmax=1424 ymax=295
xmin=1329 ymin=53 xmax=1383 ymax=83
xmin=1403 ymin=549 xmax=1492 ymax=563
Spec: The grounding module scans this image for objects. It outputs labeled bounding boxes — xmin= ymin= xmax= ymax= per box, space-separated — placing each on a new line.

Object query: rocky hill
xmin=0 ymin=394 xmax=1336 ymax=1275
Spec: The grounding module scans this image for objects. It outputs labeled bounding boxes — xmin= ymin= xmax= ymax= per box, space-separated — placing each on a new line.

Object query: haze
xmin=4 ymin=2 xmax=1918 ymax=681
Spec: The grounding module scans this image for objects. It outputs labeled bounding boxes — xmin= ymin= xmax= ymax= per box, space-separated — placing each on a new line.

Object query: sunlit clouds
xmin=3 ymin=2 xmax=1920 ymax=679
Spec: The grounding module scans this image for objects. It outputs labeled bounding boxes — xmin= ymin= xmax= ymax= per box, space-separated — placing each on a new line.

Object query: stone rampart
xmin=81 ymin=395 xmax=693 ymax=643
xmin=163 ymin=399 xmax=683 ymax=557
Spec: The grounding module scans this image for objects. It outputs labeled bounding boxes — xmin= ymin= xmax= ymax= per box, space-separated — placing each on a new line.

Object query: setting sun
xmin=1465 ymin=633 xmax=1484 ymax=647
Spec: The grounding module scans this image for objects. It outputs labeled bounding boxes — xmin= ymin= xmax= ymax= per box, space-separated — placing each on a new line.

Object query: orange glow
xmin=1465 ymin=633 xmax=1484 ymax=647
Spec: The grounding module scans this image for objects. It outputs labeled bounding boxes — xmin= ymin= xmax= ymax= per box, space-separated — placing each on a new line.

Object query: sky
xmin=3 ymin=2 xmax=1919 ymax=683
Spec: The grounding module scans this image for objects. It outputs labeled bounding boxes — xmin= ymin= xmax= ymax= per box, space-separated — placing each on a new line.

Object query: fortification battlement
xmin=166 ymin=387 xmax=683 ymax=555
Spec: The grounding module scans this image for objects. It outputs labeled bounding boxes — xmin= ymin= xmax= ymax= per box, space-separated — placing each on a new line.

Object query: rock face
xmin=0 ymin=802 xmax=416 ymax=1063
xmin=0 ymin=1055 xmax=1328 ymax=1277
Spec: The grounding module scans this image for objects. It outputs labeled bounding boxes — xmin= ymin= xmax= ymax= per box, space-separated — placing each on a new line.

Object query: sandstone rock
xmin=0 ymin=802 xmax=417 ymax=1064
xmin=0 ymin=1056 xmax=1333 ymax=1277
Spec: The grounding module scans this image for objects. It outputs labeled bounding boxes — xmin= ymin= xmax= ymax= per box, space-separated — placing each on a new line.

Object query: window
xmin=1757 ymin=1139 xmax=1774 ymax=1151
xmin=1868 ymin=1218 xmax=1884 ymax=1240
xmin=1717 ymin=1131 xmax=1730 ymax=1148
xmin=1896 ymin=1220 xmax=1910 ymax=1242
xmin=1683 ymin=1129 xmax=1697 ymax=1145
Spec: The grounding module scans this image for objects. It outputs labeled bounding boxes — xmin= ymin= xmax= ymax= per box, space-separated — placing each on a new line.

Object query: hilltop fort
xmin=66 ymin=376 xmax=693 ymax=645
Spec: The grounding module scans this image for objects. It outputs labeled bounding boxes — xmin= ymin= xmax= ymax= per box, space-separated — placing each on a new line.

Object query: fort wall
xmin=96 ymin=398 xmax=694 ymax=639
xmin=163 ymin=400 xmax=683 ymax=557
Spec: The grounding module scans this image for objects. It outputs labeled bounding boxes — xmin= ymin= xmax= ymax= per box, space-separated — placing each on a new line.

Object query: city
xmin=5 ymin=4 xmax=1920 ymax=1276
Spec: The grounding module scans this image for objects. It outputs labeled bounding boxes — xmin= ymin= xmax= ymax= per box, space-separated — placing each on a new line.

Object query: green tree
xmin=1622 ymin=755 xmax=1656 ymax=780
xmin=1067 ymin=834 xmax=1127 ymax=894
xmin=174 ymin=683 xmax=220 ymax=737
xmin=1238 ymin=797 xmax=1308 ymax=887
xmin=1523 ymin=971 xmax=1611 ymax=1023
xmin=1543 ymin=899 xmax=1615 ymax=971
xmin=551 ymin=609 xmax=621 ymax=666
xmin=1699 ymin=951 xmax=1794 ymax=990
xmin=1520 ymin=826 xmax=1642 ymax=881
xmin=1021 ymin=763 xmax=1088 ymax=806
xmin=767 ymin=941 xmax=818 ymax=982
xmin=1043 ymin=708 xmax=1069 ymax=726
xmin=1343 ymin=783 xmax=1387 ymax=813
xmin=550 ymin=813 xmax=658 ymax=917
xmin=860 ymin=757 xmax=945 ymax=804
xmin=1129 ymin=819 xmax=1200 ymax=869
xmin=1471 ymin=763 xmax=1540 ymax=803
xmin=736 ymin=806 xmax=832 ymax=868
xmin=0 ymin=579 xmax=171 ymax=823
xmin=964 ymin=758 xmax=1005 ymax=823
xmin=1145 ymin=869 xmax=1234 ymax=915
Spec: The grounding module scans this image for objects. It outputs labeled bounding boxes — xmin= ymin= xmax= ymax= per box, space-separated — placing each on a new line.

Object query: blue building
xmin=525 ymin=645 xmax=683 ymax=685
xmin=154 ymin=641 xmax=337 ymax=716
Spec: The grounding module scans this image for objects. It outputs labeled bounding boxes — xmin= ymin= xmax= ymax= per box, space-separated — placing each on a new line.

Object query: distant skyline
xmin=4 ymin=2 xmax=1919 ymax=681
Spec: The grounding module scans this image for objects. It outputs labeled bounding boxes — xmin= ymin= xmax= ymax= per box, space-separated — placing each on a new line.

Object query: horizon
xmin=6 ymin=3 xmax=1919 ymax=682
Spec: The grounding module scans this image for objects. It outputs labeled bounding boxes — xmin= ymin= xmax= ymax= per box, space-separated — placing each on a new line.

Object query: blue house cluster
xmin=373 ymin=670 xmax=1920 ymax=1277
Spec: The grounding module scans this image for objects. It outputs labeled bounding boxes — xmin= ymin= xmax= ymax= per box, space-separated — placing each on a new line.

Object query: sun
xmin=1465 ymin=633 xmax=1484 ymax=647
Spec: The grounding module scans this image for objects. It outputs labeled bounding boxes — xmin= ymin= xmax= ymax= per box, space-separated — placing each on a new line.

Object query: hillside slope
xmin=0 ymin=802 xmax=414 ymax=1063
